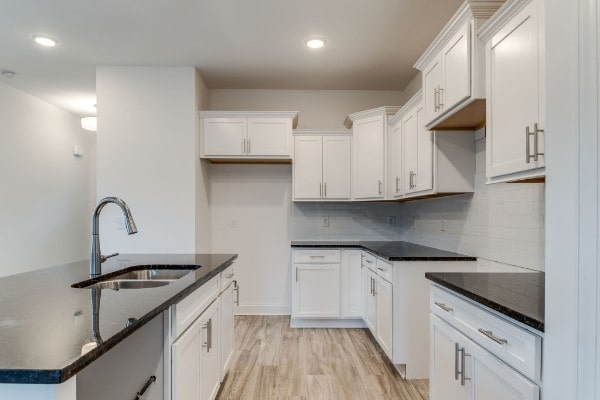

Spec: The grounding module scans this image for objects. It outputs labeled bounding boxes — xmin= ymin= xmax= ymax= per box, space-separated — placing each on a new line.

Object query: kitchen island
xmin=0 ymin=253 xmax=237 ymax=399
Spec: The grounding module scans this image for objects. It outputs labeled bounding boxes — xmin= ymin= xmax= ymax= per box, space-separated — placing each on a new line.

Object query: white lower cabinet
xmin=293 ymin=262 xmax=340 ymax=318
xmin=430 ymin=286 xmax=541 ymax=400
xmin=375 ymin=275 xmax=393 ymax=358
xmin=170 ymin=266 xmax=236 ymax=400
xmin=341 ymin=250 xmax=363 ymax=317
xmin=362 ymin=266 xmax=377 ymax=332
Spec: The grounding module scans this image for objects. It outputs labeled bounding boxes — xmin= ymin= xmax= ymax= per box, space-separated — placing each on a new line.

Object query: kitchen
xmin=0 ymin=0 xmax=596 ymax=399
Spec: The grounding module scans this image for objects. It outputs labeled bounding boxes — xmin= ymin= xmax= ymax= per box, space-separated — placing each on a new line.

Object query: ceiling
xmin=0 ymin=0 xmax=463 ymax=116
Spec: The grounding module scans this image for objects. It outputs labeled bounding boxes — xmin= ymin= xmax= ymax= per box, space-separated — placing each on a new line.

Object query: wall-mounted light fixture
xmin=81 ymin=117 xmax=97 ymax=132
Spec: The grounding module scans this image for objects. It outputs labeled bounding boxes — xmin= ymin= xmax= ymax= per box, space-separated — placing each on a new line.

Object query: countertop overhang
xmin=0 ymin=253 xmax=237 ymax=384
xmin=291 ymin=241 xmax=476 ymax=261
xmin=425 ymin=271 xmax=545 ymax=332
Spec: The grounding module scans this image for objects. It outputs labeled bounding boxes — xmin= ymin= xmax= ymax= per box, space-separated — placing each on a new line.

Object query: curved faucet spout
xmin=90 ymin=197 xmax=138 ymax=277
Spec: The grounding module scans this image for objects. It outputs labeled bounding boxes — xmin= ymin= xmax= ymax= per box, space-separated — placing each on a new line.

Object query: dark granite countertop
xmin=0 ymin=253 xmax=237 ymax=384
xmin=425 ymin=272 xmax=544 ymax=332
xmin=291 ymin=241 xmax=476 ymax=261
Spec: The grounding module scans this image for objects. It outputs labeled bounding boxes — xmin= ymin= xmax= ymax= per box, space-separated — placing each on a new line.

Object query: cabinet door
xmin=415 ymin=106 xmax=434 ymax=192
xmin=219 ymin=283 xmax=235 ymax=381
xmin=200 ymin=301 xmax=220 ymax=400
xmin=442 ymin=21 xmax=471 ymax=112
xmin=341 ymin=251 xmax=363 ymax=317
xmin=353 ymin=115 xmax=385 ymax=199
xmin=323 ymin=135 xmax=351 ymax=200
xmin=471 ymin=340 xmax=539 ymax=400
xmin=172 ymin=316 xmax=201 ymax=400
xmin=402 ymin=111 xmax=418 ymax=193
xmin=247 ymin=118 xmax=290 ymax=156
xmin=423 ymin=54 xmax=443 ymax=124
xmin=203 ymin=118 xmax=246 ymax=156
xmin=293 ymin=136 xmax=323 ymax=199
xmin=362 ymin=267 xmax=377 ymax=333
xmin=375 ymin=277 xmax=393 ymax=359
xmin=293 ymin=263 xmax=340 ymax=318
xmin=487 ymin=0 xmax=542 ymax=178
xmin=390 ymin=119 xmax=403 ymax=198
xmin=430 ymin=316 xmax=471 ymax=400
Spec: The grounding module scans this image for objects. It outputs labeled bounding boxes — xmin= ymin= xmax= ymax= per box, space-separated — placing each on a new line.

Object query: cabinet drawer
xmin=375 ymin=258 xmax=392 ymax=283
xmin=293 ymin=249 xmax=341 ymax=263
xmin=172 ymin=275 xmax=220 ymax=339
xmin=430 ymin=285 xmax=542 ymax=381
xmin=221 ymin=265 xmax=235 ymax=291
xmin=361 ymin=252 xmax=376 ymax=270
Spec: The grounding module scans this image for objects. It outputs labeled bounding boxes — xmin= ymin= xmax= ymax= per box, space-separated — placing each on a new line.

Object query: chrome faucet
xmin=90 ymin=197 xmax=138 ymax=277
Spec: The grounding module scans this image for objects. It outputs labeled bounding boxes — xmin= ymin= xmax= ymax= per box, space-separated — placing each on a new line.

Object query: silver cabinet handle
xmin=247 ymin=138 xmax=251 ymax=154
xmin=526 ymin=126 xmax=532 ymax=163
xmin=409 ymin=171 xmax=416 ymax=190
xmin=478 ymin=328 xmax=508 ymax=345
xmin=310 ymin=255 xmax=326 ymax=258
xmin=135 ymin=376 xmax=156 ymax=400
xmin=377 ymin=267 xmax=385 ymax=272
xmin=378 ymin=180 xmax=382 ymax=195
xmin=319 ymin=182 xmax=322 ymax=198
xmin=202 ymin=321 xmax=209 ymax=350
xmin=534 ymin=123 xmax=544 ymax=161
xmin=461 ymin=348 xmax=470 ymax=386
xmin=434 ymin=88 xmax=439 ymax=111
xmin=370 ymin=277 xmax=374 ymax=295
xmin=324 ymin=182 xmax=327 ymax=198
xmin=395 ymin=177 xmax=400 ymax=193
xmin=454 ymin=343 xmax=460 ymax=380
xmin=242 ymin=138 xmax=245 ymax=154
xmin=365 ymin=259 xmax=373 ymax=264
xmin=207 ymin=318 xmax=213 ymax=352
xmin=438 ymin=86 xmax=444 ymax=108
xmin=434 ymin=302 xmax=453 ymax=313
xmin=234 ymin=280 xmax=239 ymax=305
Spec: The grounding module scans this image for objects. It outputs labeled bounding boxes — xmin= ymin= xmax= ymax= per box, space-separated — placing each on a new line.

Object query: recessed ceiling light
xmin=32 ymin=35 xmax=58 ymax=47
xmin=305 ymin=37 xmax=326 ymax=49
xmin=81 ymin=117 xmax=97 ymax=132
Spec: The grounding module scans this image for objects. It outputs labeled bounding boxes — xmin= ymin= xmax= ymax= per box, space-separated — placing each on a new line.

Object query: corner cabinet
xmin=429 ymin=285 xmax=541 ymax=400
xmin=479 ymin=0 xmax=545 ymax=183
xmin=199 ymin=111 xmax=298 ymax=162
xmin=344 ymin=106 xmax=400 ymax=200
xmin=293 ymin=131 xmax=351 ymax=201
xmin=414 ymin=0 xmax=504 ymax=130
xmin=388 ymin=90 xmax=476 ymax=201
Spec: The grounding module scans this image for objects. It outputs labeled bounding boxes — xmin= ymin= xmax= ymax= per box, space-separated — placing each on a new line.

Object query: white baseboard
xmin=290 ymin=318 xmax=367 ymax=328
xmin=235 ymin=304 xmax=289 ymax=315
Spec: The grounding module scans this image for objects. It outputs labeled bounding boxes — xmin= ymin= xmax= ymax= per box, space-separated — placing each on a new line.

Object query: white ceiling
xmin=0 ymin=0 xmax=463 ymax=116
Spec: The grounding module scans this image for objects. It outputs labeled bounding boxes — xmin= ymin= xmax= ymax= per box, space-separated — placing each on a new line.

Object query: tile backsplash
xmin=291 ymin=131 xmax=545 ymax=272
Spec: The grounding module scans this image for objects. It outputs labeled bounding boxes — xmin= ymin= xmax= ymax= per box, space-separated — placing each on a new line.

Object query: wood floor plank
xmin=217 ymin=315 xmax=429 ymax=400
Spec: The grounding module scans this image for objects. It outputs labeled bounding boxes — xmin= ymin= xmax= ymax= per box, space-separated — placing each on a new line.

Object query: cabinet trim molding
xmin=198 ymin=110 xmax=299 ymax=128
xmin=343 ymin=106 xmax=401 ymax=129
xmin=478 ymin=0 xmax=533 ymax=41
xmin=414 ymin=0 xmax=504 ymax=70
xmin=388 ymin=90 xmax=423 ymax=127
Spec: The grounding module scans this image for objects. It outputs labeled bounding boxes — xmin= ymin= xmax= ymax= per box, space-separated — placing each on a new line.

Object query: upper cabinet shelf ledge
xmin=414 ymin=0 xmax=505 ymax=131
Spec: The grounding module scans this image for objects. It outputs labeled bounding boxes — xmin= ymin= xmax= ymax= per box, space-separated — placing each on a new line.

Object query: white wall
xmin=399 ymin=130 xmax=545 ymax=271
xmin=209 ymin=164 xmax=293 ymax=314
xmin=209 ymin=89 xmax=404 ymax=129
xmin=96 ymin=67 xmax=199 ymax=253
xmin=0 ymin=82 xmax=96 ymax=277
xmin=195 ymin=70 xmax=211 ymax=252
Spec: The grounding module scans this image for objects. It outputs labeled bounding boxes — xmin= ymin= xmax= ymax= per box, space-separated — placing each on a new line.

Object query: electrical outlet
xmin=322 ymin=217 xmax=330 ymax=227
xmin=387 ymin=216 xmax=395 ymax=226
xmin=441 ymin=219 xmax=446 ymax=232
xmin=230 ymin=217 xmax=239 ymax=228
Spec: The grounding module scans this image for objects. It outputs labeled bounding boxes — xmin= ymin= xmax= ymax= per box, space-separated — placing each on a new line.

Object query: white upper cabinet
xmin=479 ymin=0 xmax=545 ymax=183
xmin=389 ymin=115 xmax=404 ymax=198
xmin=415 ymin=0 xmax=504 ymax=130
xmin=345 ymin=107 xmax=400 ymax=200
xmin=293 ymin=131 xmax=351 ymax=201
xmin=389 ymin=90 xmax=475 ymax=200
xmin=199 ymin=111 xmax=298 ymax=161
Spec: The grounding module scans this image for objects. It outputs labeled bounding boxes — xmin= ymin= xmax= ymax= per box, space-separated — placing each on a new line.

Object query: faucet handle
xmin=100 ymin=253 xmax=119 ymax=263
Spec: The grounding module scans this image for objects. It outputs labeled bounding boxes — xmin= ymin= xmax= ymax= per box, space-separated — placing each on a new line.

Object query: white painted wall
xmin=209 ymin=89 xmax=404 ymax=129
xmin=96 ymin=67 xmax=202 ymax=254
xmin=0 ymin=82 xmax=96 ymax=277
xmin=195 ymin=70 xmax=211 ymax=252
xmin=400 ymin=130 xmax=545 ymax=271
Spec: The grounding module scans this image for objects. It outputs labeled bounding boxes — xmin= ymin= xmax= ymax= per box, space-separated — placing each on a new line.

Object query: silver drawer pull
xmin=365 ymin=259 xmax=373 ymax=264
xmin=435 ymin=302 xmax=453 ymax=313
xmin=478 ymin=328 xmax=508 ymax=345
xmin=225 ymin=273 xmax=234 ymax=279
xmin=377 ymin=267 xmax=385 ymax=272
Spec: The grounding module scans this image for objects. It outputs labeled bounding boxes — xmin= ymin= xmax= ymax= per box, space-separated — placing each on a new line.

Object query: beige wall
xmin=209 ymin=89 xmax=405 ymax=129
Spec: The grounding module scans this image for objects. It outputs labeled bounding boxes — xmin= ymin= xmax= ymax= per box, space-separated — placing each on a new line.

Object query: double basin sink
xmin=72 ymin=267 xmax=195 ymax=290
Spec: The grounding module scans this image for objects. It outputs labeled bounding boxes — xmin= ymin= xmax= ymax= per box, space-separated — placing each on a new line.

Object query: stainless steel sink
xmin=87 ymin=280 xmax=172 ymax=290
xmin=72 ymin=267 xmax=195 ymax=290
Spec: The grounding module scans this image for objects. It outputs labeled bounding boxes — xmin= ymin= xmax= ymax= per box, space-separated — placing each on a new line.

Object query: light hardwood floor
xmin=217 ymin=315 xmax=429 ymax=400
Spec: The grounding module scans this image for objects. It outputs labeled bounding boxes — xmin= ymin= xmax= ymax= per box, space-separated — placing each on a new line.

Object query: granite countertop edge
xmin=0 ymin=254 xmax=237 ymax=385
xmin=425 ymin=272 xmax=545 ymax=332
xmin=290 ymin=241 xmax=477 ymax=261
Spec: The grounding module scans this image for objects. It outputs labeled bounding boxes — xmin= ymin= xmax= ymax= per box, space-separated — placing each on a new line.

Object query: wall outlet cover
xmin=322 ymin=217 xmax=330 ymax=227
